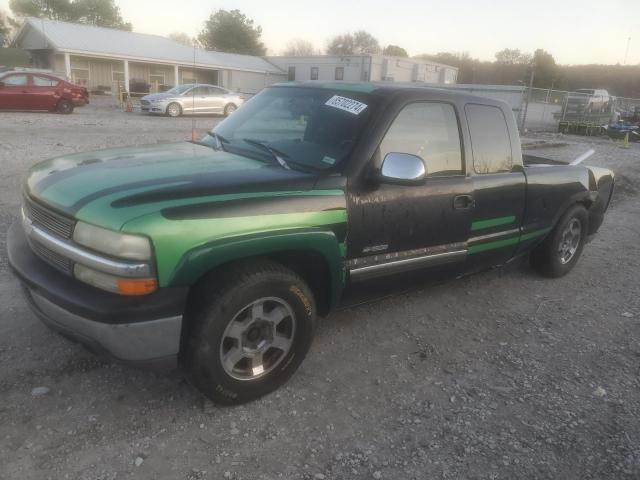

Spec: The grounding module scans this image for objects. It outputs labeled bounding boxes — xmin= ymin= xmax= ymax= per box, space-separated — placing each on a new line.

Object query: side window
xmin=379 ymin=102 xmax=463 ymax=177
xmin=3 ymin=74 xmax=28 ymax=86
xmin=465 ymin=104 xmax=512 ymax=174
xmin=310 ymin=67 xmax=319 ymax=81
xmin=190 ymin=86 xmax=208 ymax=96
xmin=33 ymin=75 xmax=59 ymax=87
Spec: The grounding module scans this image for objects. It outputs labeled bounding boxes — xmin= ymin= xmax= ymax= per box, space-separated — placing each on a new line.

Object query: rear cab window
xmin=465 ymin=104 xmax=513 ymax=174
xmin=379 ymin=102 xmax=463 ymax=177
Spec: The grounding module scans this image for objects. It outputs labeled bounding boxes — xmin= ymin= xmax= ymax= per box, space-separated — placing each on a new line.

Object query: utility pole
xmin=520 ymin=62 xmax=535 ymax=132
xmin=623 ymin=35 xmax=631 ymax=65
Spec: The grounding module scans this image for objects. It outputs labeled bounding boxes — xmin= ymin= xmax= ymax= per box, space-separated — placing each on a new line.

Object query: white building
xmin=11 ymin=17 xmax=286 ymax=94
xmin=267 ymin=55 xmax=458 ymax=85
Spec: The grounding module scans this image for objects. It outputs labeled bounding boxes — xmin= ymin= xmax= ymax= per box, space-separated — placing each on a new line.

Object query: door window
xmin=33 ymin=75 xmax=59 ymax=87
xmin=190 ymin=86 xmax=209 ymax=96
xmin=465 ymin=104 xmax=513 ymax=174
xmin=379 ymin=102 xmax=463 ymax=177
xmin=3 ymin=74 xmax=28 ymax=86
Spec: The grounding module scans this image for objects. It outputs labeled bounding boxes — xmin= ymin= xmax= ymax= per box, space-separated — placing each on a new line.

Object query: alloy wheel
xmin=219 ymin=297 xmax=296 ymax=381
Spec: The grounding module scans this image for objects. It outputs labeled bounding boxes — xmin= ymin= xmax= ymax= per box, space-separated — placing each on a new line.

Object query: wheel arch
xmin=170 ymin=229 xmax=346 ymax=317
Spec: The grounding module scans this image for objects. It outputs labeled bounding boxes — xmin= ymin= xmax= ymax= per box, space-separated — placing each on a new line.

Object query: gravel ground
xmin=1 ymin=99 xmax=639 ymax=480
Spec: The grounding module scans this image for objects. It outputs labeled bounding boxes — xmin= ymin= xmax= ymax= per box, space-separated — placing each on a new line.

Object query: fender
xmin=168 ymin=228 xmax=347 ymax=306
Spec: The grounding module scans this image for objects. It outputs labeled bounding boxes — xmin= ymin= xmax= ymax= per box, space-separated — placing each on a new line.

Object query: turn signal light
xmin=117 ymin=278 xmax=158 ymax=296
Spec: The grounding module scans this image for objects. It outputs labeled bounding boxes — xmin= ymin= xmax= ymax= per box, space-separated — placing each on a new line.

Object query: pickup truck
xmin=8 ymin=82 xmax=615 ymax=405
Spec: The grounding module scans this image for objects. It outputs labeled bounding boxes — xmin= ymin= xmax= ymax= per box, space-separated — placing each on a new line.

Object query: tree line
xmin=1 ymin=3 xmax=639 ymax=98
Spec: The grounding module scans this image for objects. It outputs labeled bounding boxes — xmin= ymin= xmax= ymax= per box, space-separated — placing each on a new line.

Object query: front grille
xmin=24 ymin=196 xmax=75 ymax=239
xmin=140 ymin=100 xmax=150 ymax=106
xmin=30 ymin=240 xmax=74 ymax=275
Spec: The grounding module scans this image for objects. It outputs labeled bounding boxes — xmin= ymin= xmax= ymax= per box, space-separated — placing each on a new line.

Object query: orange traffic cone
xmin=191 ymin=128 xmax=199 ymax=141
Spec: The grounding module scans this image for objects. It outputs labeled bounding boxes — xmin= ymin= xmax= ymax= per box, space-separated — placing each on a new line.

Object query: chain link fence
xmin=519 ymin=88 xmax=640 ymax=132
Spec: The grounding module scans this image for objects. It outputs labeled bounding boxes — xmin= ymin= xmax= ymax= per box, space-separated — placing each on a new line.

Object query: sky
xmin=1 ymin=0 xmax=638 ymax=65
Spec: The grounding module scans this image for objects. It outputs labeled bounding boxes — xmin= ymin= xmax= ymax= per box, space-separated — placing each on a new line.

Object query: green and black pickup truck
xmin=8 ymin=82 xmax=614 ymax=404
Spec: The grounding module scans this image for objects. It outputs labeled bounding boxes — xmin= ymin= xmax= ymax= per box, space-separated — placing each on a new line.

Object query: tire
xmin=223 ymin=103 xmax=237 ymax=117
xmin=166 ymin=102 xmax=182 ymax=117
xmin=184 ymin=259 xmax=317 ymax=405
xmin=530 ymin=205 xmax=589 ymax=278
xmin=57 ymin=99 xmax=74 ymax=114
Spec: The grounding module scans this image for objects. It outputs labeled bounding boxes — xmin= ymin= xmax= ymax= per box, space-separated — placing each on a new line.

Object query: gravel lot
xmin=1 ymin=98 xmax=639 ymax=480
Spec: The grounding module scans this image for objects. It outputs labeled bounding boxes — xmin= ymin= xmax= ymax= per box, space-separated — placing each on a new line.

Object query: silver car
xmin=140 ymin=83 xmax=243 ymax=117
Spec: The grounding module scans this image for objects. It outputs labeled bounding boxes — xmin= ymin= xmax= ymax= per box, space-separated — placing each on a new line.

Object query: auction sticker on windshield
xmin=325 ymin=95 xmax=368 ymax=115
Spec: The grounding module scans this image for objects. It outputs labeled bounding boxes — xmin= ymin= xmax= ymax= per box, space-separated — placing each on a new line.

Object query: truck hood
xmin=26 ymin=142 xmax=317 ymax=230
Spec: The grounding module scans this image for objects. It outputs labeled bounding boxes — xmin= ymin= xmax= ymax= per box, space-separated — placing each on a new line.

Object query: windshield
xmin=208 ymin=86 xmax=377 ymax=171
xmin=165 ymin=84 xmax=195 ymax=95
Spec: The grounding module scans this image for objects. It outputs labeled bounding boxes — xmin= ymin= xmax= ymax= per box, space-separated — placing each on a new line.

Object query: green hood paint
xmin=27 ymin=142 xmax=267 ymax=228
xmin=24 ymin=142 xmax=349 ymax=297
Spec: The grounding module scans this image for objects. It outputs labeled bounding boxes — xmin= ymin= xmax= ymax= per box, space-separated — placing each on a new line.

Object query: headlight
xmin=73 ymin=221 xmax=152 ymax=261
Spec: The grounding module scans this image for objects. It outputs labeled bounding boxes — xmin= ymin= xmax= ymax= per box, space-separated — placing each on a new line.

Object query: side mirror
xmin=378 ymin=152 xmax=426 ymax=185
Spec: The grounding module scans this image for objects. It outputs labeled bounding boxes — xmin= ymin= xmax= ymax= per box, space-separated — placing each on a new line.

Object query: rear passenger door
xmin=31 ymin=74 xmax=61 ymax=110
xmin=464 ymin=103 xmax=526 ymax=271
xmin=347 ymin=101 xmax=473 ymax=279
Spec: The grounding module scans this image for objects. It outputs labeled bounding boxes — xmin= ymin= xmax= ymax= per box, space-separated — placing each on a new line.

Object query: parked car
xmin=0 ymin=71 xmax=89 ymax=114
xmin=8 ymin=83 xmax=615 ymax=405
xmin=565 ymin=88 xmax=611 ymax=114
xmin=140 ymin=83 xmax=243 ymax=117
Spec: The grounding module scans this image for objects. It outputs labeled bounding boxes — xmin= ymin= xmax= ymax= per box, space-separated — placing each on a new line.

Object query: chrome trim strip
xmin=349 ymin=249 xmax=467 ymax=280
xmin=468 ymin=228 xmax=520 ymax=244
xmin=22 ymin=215 xmax=152 ymax=278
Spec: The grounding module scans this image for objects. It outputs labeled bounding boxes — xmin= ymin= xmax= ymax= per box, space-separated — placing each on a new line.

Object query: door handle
xmin=453 ymin=195 xmax=475 ymax=210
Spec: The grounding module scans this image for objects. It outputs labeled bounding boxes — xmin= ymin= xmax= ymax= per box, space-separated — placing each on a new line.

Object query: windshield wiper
xmin=241 ymin=138 xmax=291 ymax=170
xmin=209 ymin=131 xmax=230 ymax=151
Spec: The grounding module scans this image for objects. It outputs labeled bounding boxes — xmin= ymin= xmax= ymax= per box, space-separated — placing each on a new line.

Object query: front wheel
xmin=530 ymin=205 xmax=589 ymax=278
xmin=166 ymin=102 xmax=182 ymax=117
xmin=184 ymin=260 xmax=317 ymax=405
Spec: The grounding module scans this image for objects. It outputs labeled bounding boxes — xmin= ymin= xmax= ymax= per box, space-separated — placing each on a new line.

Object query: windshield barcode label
xmin=325 ymin=95 xmax=368 ymax=115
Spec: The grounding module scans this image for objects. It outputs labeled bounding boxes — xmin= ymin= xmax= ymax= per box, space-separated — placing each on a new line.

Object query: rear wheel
xmin=57 ymin=99 xmax=74 ymax=114
xmin=224 ymin=103 xmax=237 ymax=116
xmin=184 ymin=260 xmax=317 ymax=405
xmin=530 ymin=205 xmax=588 ymax=278
xmin=166 ymin=102 xmax=182 ymax=117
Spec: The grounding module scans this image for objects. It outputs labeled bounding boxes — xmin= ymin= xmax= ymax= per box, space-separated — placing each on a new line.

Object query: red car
xmin=0 ymin=71 xmax=89 ymax=114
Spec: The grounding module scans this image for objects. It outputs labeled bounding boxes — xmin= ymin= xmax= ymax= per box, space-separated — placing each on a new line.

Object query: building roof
xmin=13 ymin=17 xmax=284 ymax=74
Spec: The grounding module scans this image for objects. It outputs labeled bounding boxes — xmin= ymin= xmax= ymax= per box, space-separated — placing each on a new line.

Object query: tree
xmin=169 ymin=32 xmax=194 ymax=46
xmin=72 ymin=0 xmax=131 ymax=30
xmin=282 ymin=39 xmax=316 ymax=56
xmin=0 ymin=10 xmax=12 ymax=46
xmin=532 ymin=49 xmax=558 ymax=88
xmin=198 ymin=9 xmax=265 ymax=55
xmin=9 ymin=0 xmax=131 ymax=30
xmin=495 ymin=48 xmax=531 ymax=65
xmin=326 ymin=31 xmax=380 ymax=55
xmin=353 ymin=30 xmax=380 ymax=54
xmin=10 ymin=0 xmax=71 ymax=20
xmin=383 ymin=44 xmax=408 ymax=57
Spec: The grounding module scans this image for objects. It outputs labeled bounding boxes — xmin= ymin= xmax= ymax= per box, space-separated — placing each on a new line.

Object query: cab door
xmin=463 ymin=103 xmax=526 ymax=272
xmin=347 ymin=101 xmax=473 ymax=280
